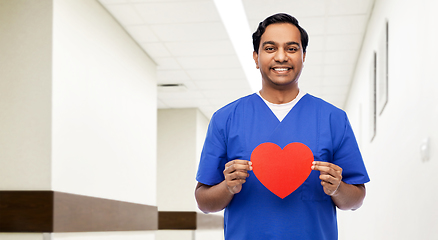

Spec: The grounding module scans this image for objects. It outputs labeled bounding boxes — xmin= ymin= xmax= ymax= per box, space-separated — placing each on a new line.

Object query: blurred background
xmin=0 ymin=0 xmax=437 ymax=239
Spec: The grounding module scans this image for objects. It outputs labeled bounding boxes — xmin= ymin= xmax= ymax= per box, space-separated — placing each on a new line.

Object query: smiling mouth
xmin=272 ymin=67 xmax=292 ymax=72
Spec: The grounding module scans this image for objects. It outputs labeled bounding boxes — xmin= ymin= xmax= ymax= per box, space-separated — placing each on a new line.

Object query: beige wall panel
xmin=0 ymin=0 xmax=53 ymax=190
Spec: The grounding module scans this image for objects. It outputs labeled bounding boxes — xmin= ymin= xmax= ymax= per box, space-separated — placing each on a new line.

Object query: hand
xmin=311 ymin=161 xmax=343 ymax=196
xmin=223 ymin=160 xmax=252 ymax=194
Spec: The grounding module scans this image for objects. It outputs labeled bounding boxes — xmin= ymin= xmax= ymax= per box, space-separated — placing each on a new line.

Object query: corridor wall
xmin=157 ymin=108 xmax=223 ymax=240
xmin=0 ymin=0 xmax=157 ymax=239
xmin=339 ymin=0 xmax=438 ymax=239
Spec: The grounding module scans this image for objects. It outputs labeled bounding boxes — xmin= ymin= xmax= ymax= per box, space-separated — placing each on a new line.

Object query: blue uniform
xmin=196 ymin=93 xmax=370 ymax=240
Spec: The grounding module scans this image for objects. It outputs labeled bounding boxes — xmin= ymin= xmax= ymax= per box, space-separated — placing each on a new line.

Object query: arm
xmin=195 ymin=160 xmax=252 ymax=213
xmin=311 ymin=161 xmax=366 ymax=210
xmin=331 ymin=182 xmax=365 ymax=210
xmin=195 ymin=181 xmax=233 ymax=213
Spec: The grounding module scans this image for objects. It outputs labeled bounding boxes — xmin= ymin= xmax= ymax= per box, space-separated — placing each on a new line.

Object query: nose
xmin=274 ymin=48 xmax=288 ymax=62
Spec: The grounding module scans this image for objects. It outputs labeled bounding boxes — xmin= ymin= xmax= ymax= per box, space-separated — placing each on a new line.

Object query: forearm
xmin=195 ymin=181 xmax=234 ymax=213
xmin=331 ymin=183 xmax=365 ymax=210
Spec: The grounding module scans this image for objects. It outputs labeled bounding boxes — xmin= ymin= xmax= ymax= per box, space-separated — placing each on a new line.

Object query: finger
xmin=311 ymin=164 xmax=330 ymax=173
xmin=321 ymin=180 xmax=334 ymax=187
xmin=314 ymin=167 xmax=340 ymax=179
xmin=225 ymin=175 xmax=248 ymax=195
xmin=228 ymin=178 xmax=246 ymax=186
xmin=312 ymin=162 xmax=342 ymax=177
xmin=321 ymin=181 xmax=336 ymax=194
xmin=232 ymin=171 xmax=250 ymax=179
xmin=320 ymin=171 xmax=342 ymax=184
xmin=321 ymin=180 xmax=341 ymax=196
xmin=225 ymin=160 xmax=251 ymax=167
xmin=225 ymin=160 xmax=252 ymax=171
xmin=320 ymin=180 xmax=339 ymax=191
xmin=224 ymin=165 xmax=251 ymax=176
xmin=312 ymin=161 xmax=342 ymax=171
xmin=312 ymin=165 xmax=336 ymax=177
xmin=319 ymin=174 xmax=339 ymax=185
xmin=225 ymin=170 xmax=250 ymax=181
xmin=227 ymin=179 xmax=246 ymax=194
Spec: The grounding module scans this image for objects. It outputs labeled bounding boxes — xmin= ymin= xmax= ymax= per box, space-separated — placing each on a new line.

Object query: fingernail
xmin=248 ymin=161 xmax=252 ymax=165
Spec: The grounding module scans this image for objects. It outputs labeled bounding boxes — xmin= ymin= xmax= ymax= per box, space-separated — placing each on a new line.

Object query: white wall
xmin=51 ymin=0 xmax=157 ymax=206
xmin=156 ymin=230 xmax=224 ymax=240
xmin=0 ymin=233 xmax=47 ymax=240
xmin=51 ymin=232 xmax=155 ymax=240
xmin=156 ymin=231 xmax=194 ymax=240
xmin=0 ymin=0 xmax=52 ymax=190
xmin=195 ymin=230 xmax=224 ymax=240
xmin=0 ymin=232 xmax=157 ymax=240
xmin=157 ymin=108 xmax=224 ymax=240
xmin=339 ymin=0 xmax=438 ymax=239
xmin=157 ymin=108 xmax=208 ymax=212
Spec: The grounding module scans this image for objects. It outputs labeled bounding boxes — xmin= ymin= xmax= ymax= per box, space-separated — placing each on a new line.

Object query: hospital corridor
xmin=0 ymin=0 xmax=437 ymax=239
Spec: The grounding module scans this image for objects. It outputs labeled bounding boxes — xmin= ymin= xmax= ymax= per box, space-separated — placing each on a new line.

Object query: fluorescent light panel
xmin=213 ymin=0 xmax=261 ymax=92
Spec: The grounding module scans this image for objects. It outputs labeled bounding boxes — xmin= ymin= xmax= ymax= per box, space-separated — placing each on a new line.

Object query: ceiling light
xmin=213 ymin=0 xmax=261 ymax=93
xmin=157 ymin=83 xmax=187 ymax=92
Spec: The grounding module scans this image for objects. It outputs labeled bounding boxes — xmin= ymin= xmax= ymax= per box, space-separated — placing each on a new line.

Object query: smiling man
xmin=195 ymin=13 xmax=369 ymax=240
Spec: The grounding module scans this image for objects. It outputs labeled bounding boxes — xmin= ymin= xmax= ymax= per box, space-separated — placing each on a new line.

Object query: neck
xmin=259 ymin=85 xmax=299 ymax=104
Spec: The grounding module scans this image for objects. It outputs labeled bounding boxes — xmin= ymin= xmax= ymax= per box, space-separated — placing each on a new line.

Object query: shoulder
xmin=303 ymin=94 xmax=347 ymax=120
xmin=207 ymin=93 xmax=259 ymax=140
xmin=211 ymin=93 xmax=259 ymax=122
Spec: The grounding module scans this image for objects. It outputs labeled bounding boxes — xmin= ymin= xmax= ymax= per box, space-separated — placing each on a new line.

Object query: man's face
xmin=253 ymin=23 xmax=306 ymax=89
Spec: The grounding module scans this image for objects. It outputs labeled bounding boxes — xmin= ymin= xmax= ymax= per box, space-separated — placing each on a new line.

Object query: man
xmin=195 ymin=13 xmax=369 ymax=240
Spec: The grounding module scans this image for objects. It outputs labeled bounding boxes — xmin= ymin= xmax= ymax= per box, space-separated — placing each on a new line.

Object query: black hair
xmin=252 ymin=13 xmax=309 ymax=53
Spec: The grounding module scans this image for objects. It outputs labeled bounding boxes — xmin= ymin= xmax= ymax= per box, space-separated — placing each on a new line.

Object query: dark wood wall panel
xmin=158 ymin=211 xmax=223 ymax=230
xmin=53 ymin=192 xmax=158 ymax=232
xmin=158 ymin=211 xmax=197 ymax=230
xmin=0 ymin=191 xmax=54 ymax=232
xmin=0 ymin=191 xmax=223 ymax=232
xmin=0 ymin=191 xmax=158 ymax=232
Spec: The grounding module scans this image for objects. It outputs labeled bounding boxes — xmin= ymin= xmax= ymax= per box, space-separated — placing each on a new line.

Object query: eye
xmin=288 ymin=47 xmax=298 ymax=52
xmin=264 ymin=46 xmax=275 ymax=52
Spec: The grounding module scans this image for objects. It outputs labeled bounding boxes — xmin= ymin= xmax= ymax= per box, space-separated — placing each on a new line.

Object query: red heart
xmin=250 ymin=142 xmax=314 ymax=199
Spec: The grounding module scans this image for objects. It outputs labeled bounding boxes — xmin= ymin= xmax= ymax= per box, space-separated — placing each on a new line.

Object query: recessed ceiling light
xmin=157 ymin=83 xmax=187 ymax=92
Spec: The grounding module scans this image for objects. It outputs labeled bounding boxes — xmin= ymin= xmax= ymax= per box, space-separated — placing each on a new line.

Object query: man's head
xmin=252 ymin=13 xmax=308 ymax=54
xmin=252 ymin=14 xmax=308 ymax=93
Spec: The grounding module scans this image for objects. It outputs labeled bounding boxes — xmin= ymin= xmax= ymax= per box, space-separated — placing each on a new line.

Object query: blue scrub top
xmin=196 ymin=93 xmax=370 ymax=240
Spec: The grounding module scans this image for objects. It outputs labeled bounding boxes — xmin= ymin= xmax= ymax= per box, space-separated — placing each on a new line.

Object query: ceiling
xmin=98 ymin=0 xmax=375 ymax=119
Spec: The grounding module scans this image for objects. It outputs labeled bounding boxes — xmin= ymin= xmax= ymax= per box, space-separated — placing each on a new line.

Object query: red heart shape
xmin=250 ymin=142 xmax=314 ymax=199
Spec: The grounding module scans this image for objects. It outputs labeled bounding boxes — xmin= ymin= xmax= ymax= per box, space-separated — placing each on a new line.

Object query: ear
xmin=253 ymin=51 xmax=259 ymax=69
xmin=303 ymin=52 xmax=306 ymax=62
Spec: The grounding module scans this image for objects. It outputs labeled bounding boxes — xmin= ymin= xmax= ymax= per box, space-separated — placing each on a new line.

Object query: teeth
xmin=274 ymin=68 xmax=289 ymax=71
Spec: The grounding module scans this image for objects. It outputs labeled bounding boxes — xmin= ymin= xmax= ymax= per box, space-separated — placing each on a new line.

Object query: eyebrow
xmin=262 ymin=41 xmax=301 ymax=47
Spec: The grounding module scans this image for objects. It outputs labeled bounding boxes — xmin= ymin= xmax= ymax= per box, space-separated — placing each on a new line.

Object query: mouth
xmin=271 ymin=67 xmax=292 ymax=73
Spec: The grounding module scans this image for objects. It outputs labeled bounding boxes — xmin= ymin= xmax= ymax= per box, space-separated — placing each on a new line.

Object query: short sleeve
xmin=196 ymin=112 xmax=228 ymax=186
xmin=331 ymin=112 xmax=370 ymax=185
